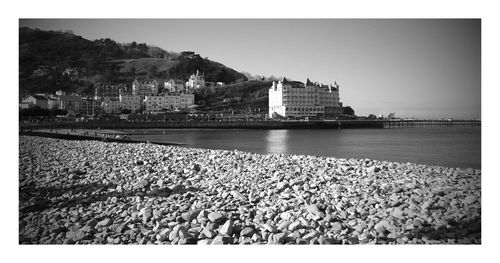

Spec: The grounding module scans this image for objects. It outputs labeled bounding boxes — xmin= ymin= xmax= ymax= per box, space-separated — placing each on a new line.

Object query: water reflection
xmin=265 ymin=130 xmax=289 ymax=154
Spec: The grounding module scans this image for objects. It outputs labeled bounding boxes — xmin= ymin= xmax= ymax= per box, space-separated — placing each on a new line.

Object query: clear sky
xmin=19 ymin=19 xmax=481 ymax=119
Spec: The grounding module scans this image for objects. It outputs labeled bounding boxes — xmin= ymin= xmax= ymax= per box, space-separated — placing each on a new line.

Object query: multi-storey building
xmin=58 ymin=95 xmax=82 ymax=114
xmin=94 ymin=83 xmax=128 ymax=100
xmin=164 ymin=94 xmax=181 ymax=110
xmin=164 ymin=79 xmax=185 ymax=93
xmin=20 ymin=95 xmax=48 ymax=109
xmin=144 ymin=95 xmax=166 ymax=113
xmin=119 ymin=94 xmax=142 ymax=113
xmin=179 ymin=93 xmax=195 ymax=109
xmin=78 ymin=98 xmax=97 ymax=116
xmin=185 ymin=70 xmax=205 ymax=91
xmin=144 ymin=93 xmax=196 ymax=112
xmin=269 ymin=77 xmax=341 ymax=119
xmin=101 ymin=97 xmax=122 ymax=114
xmin=132 ymin=79 xmax=159 ymax=96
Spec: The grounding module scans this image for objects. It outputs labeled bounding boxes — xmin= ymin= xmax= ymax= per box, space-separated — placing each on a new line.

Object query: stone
xmin=392 ymin=208 xmax=404 ymax=219
xmin=240 ymin=227 xmax=255 ymax=237
xmin=193 ymin=163 xmax=201 ymax=173
xmin=133 ymin=179 xmax=150 ymax=190
xmin=262 ymin=223 xmax=277 ymax=233
xmin=288 ymin=221 xmax=302 ymax=231
xmin=280 ymin=212 xmax=292 ymax=220
xmin=306 ymin=204 xmax=321 ymax=215
xmin=231 ymin=190 xmax=247 ymax=201
xmin=212 ymin=235 xmax=232 ymax=245
xmin=220 ymin=220 xmax=234 ymax=236
xmin=202 ymin=224 xmax=216 ymax=239
xmin=331 ymin=222 xmax=343 ymax=232
xmin=66 ymin=230 xmax=86 ymax=242
xmin=463 ymin=195 xmax=477 ymax=205
xmin=208 ymin=212 xmax=225 ymax=223
xmin=278 ymin=221 xmax=292 ymax=231
xmin=96 ymin=218 xmax=112 ymax=228
xmin=198 ymin=239 xmax=212 ymax=245
xmin=86 ymin=219 xmax=98 ymax=228
xmin=169 ymin=225 xmax=187 ymax=241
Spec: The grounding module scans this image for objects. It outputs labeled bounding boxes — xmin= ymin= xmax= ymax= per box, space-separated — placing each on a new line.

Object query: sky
xmin=19 ymin=19 xmax=481 ymax=119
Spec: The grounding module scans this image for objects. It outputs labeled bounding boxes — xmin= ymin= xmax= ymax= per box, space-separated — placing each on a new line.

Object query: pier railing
xmin=382 ymin=119 xmax=480 ymax=128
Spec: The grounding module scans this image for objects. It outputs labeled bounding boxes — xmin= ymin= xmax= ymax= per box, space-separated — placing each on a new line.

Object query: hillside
xmin=194 ymin=80 xmax=272 ymax=112
xmin=19 ymin=27 xmax=247 ymax=97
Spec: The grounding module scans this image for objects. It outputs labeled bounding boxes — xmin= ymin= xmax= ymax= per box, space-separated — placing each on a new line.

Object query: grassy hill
xmin=194 ymin=80 xmax=272 ymax=112
xmin=116 ymin=58 xmax=180 ymax=75
xmin=19 ymin=27 xmax=247 ymax=97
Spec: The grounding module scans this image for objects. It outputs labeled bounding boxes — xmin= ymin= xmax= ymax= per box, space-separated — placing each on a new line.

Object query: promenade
xmin=20 ymin=119 xmax=480 ymax=131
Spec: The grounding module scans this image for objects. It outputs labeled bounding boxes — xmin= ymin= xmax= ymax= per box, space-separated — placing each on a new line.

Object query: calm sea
xmin=129 ymin=127 xmax=481 ymax=169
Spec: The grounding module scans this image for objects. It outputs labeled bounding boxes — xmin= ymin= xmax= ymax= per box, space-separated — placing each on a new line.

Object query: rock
xmin=169 ymin=225 xmax=187 ymax=241
xmin=273 ymin=232 xmax=286 ymax=244
xmin=220 ymin=220 xmax=233 ymax=236
xmin=208 ymin=212 xmax=225 ymax=223
xmin=133 ymin=179 xmax=150 ymax=190
xmin=392 ymin=208 xmax=404 ymax=219
xmin=306 ymin=204 xmax=321 ymax=215
xmin=231 ymin=190 xmax=247 ymax=201
xmin=136 ymin=160 xmax=144 ymax=165
xmin=212 ymin=235 xmax=232 ymax=245
xmin=463 ymin=195 xmax=477 ymax=205
xmin=198 ymin=239 xmax=212 ymax=245
xmin=262 ymin=223 xmax=277 ymax=233
xmin=276 ymin=182 xmax=289 ymax=191
xmin=278 ymin=221 xmax=292 ymax=231
xmin=86 ymin=219 xmax=98 ymax=228
xmin=288 ymin=221 xmax=302 ymax=231
xmin=280 ymin=212 xmax=292 ymax=220
xmin=96 ymin=218 xmax=112 ymax=228
xmin=240 ymin=227 xmax=255 ymax=237
xmin=66 ymin=230 xmax=86 ymax=242
xmin=202 ymin=223 xmax=217 ymax=239
xmin=331 ymin=222 xmax=343 ymax=232
xmin=366 ymin=166 xmax=380 ymax=174
xmin=374 ymin=220 xmax=390 ymax=233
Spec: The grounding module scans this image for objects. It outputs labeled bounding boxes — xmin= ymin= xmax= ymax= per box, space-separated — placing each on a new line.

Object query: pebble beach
xmin=19 ymin=136 xmax=481 ymax=244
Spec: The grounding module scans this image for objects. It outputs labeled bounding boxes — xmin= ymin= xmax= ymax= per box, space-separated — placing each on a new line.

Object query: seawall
xmin=20 ymin=119 xmax=480 ymax=131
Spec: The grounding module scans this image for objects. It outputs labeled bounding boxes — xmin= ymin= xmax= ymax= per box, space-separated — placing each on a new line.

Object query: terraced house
xmin=132 ymin=79 xmax=159 ymax=96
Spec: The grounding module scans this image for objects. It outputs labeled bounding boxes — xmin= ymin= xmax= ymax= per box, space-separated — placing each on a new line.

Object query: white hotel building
xmin=269 ymin=77 xmax=342 ymax=119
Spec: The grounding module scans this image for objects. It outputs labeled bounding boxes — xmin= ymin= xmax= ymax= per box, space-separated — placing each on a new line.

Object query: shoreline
xmin=19 ymin=129 xmax=183 ymax=146
xmin=21 ymin=129 xmax=481 ymax=170
xmin=19 ymin=136 xmax=481 ymax=244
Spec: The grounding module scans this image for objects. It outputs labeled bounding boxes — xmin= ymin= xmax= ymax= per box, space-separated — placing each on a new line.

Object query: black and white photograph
xmin=5 ymin=0 xmax=500 ymax=262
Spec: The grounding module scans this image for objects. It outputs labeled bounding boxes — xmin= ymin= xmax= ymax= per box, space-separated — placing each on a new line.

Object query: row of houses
xmin=20 ymin=70 xmax=211 ymax=115
xmin=20 ymin=92 xmax=97 ymax=115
